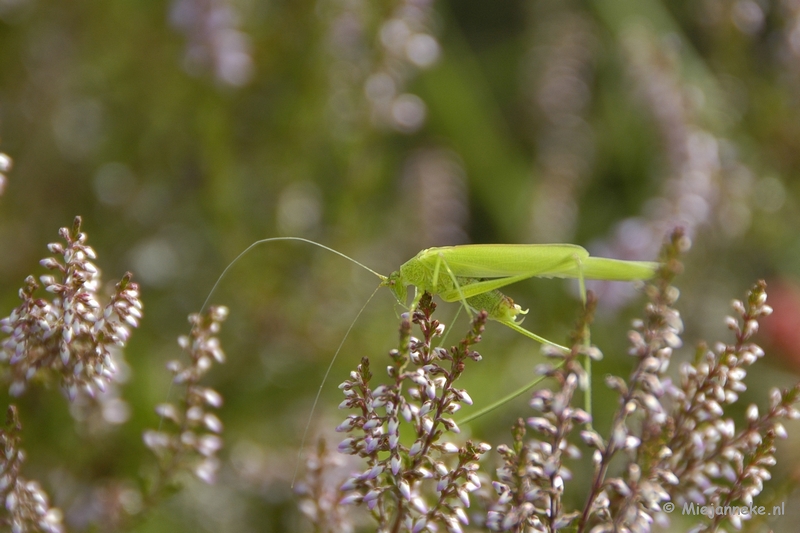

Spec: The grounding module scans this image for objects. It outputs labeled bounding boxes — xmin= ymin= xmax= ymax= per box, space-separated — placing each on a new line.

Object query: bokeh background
xmin=2 ymin=0 xmax=800 ymax=531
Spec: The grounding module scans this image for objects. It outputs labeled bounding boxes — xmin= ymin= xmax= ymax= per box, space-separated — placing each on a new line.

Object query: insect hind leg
xmin=571 ymin=252 xmax=595 ymax=429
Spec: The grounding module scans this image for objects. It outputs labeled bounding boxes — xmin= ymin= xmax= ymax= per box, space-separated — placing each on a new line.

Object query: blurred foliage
xmin=1 ymin=0 xmax=800 ymax=531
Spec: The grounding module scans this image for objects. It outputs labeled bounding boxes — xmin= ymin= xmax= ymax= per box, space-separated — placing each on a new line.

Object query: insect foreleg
xmin=431 ymin=252 xmax=475 ymax=318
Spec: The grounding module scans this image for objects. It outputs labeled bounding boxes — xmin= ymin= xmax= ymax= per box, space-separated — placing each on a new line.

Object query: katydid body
xmin=203 ymin=239 xmax=658 ymax=339
xmin=383 ymin=244 xmax=659 ymax=349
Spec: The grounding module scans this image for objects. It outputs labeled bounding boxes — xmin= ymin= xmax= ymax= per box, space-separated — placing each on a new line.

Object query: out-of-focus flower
xmin=590 ymin=28 xmax=758 ymax=309
xmin=0 ymin=406 xmax=64 ymax=533
xmin=326 ymin=0 xmax=441 ymax=134
xmin=170 ymin=0 xmax=253 ymax=86
xmin=0 ymin=151 xmax=11 ymax=196
xmin=144 ymin=305 xmax=228 ymax=486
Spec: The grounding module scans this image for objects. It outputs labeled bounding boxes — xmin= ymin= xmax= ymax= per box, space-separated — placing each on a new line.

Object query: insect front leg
xmin=431 ymin=253 xmax=475 ymax=319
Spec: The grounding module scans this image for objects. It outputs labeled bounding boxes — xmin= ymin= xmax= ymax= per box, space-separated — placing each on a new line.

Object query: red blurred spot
xmin=760 ymin=279 xmax=800 ymax=373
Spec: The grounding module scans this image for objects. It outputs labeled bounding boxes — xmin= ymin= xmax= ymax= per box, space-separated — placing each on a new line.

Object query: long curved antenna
xmin=199 ymin=237 xmax=387 ymax=315
xmin=160 ymin=237 xmax=386 ymax=440
xmin=291 ymin=284 xmax=382 ymax=487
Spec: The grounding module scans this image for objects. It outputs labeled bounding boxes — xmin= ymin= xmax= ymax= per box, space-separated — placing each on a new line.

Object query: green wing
xmin=418 ymin=244 xmax=657 ymax=281
xmin=418 ymin=244 xmax=587 ymax=278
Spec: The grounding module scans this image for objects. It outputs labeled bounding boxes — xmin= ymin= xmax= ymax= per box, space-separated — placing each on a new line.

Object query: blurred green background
xmin=2 ymin=0 xmax=800 ymax=531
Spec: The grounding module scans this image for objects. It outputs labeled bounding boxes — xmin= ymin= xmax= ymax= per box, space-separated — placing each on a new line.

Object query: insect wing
xmin=421 ymin=244 xmax=589 ymax=278
xmin=580 ymin=257 xmax=659 ymax=281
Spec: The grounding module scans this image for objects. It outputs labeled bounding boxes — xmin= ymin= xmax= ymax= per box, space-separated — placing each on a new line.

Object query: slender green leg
xmin=435 ymin=303 xmax=462 ymax=349
xmin=495 ymin=317 xmax=569 ymax=351
xmin=575 ymin=254 xmax=593 ymax=430
xmin=434 ymin=252 xmax=475 ymax=318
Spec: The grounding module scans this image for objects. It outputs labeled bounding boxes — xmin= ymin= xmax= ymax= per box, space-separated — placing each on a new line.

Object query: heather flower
xmin=406 ymin=227 xmax=800 ymax=533
xmin=300 ymin=228 xmax=800 ymax=533
xmin=487 ymin=294 xmax=597 ymax=532
xmin=144 ymin=305 xmax=228 ymax=488
xmin=330 ymin=294 xmax=491 ymax=531
xmin=562 ymin=229 xmax=800 ymax=533
xmin=170 ymin=0 xmax=253 ymax=86
xmin=0 ymin=406 xmax=64 ymax=533
xmin=572 ymin=230 xmax=691 ymax=532
xmin=0 ymin=216 xmax=142 ymax=402
xmin=325 ymin=0 xmax=441 ymax=133
xmin=660 ymin=278 xmax=791 ymax=532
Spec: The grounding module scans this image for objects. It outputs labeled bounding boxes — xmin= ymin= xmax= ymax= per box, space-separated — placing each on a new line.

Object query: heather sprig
xmin=331 ymin=293 xmax=491 ymax=533
xmin=0 ymin=406 xmax=64 ymax=533
xmin=143 ymin=305 xmax=228 ymax=488
xmin=662 ymin=278 xmax=791 ymax=532
xmin=576 ymin=229 xmax=689 ymax=533
xmin=0 ymin=216 xmax=142 ymax=401
xmin=486 ymin=293 xmax=598 ymax=532
xmin=296 ymin=439 xmax=360 ymax=533
xmin=573 ymin=230 xmax=798 ymax=533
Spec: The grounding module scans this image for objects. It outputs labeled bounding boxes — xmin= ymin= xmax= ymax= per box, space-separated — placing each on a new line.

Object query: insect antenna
xmin=157 ymin=237 xmax=387 ymax=467
xmin=199 ymin=237 xmax=386 ymax=315
xmin=292 ymin=284 xmax=382 ymax=487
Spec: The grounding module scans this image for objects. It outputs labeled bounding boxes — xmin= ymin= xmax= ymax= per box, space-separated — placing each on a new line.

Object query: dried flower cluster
xmin=302 ymin=229 xmax=800 ymax=533
xmin=0 ymin=407 xmax=64 ymax=533
xmin=302 ymin=293 xmax=492 ymax=532
xmin=0 ymin=216 xmax=142 ymax=401
xmin=144 ymin=305 xmax=228 ymax=487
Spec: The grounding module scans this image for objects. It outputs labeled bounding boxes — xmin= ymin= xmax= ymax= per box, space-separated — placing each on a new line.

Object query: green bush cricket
xmin=197 ymin=237 xmax=659 ymax=481
xmin=383 ymin=243 xmax=658 ymax=348
xmin=202 ymin=237 xmax=657 ymax=401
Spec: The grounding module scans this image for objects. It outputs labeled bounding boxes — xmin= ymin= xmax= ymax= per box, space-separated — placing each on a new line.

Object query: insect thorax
xmin=401 ymin=256 xmax=458 ymax=295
